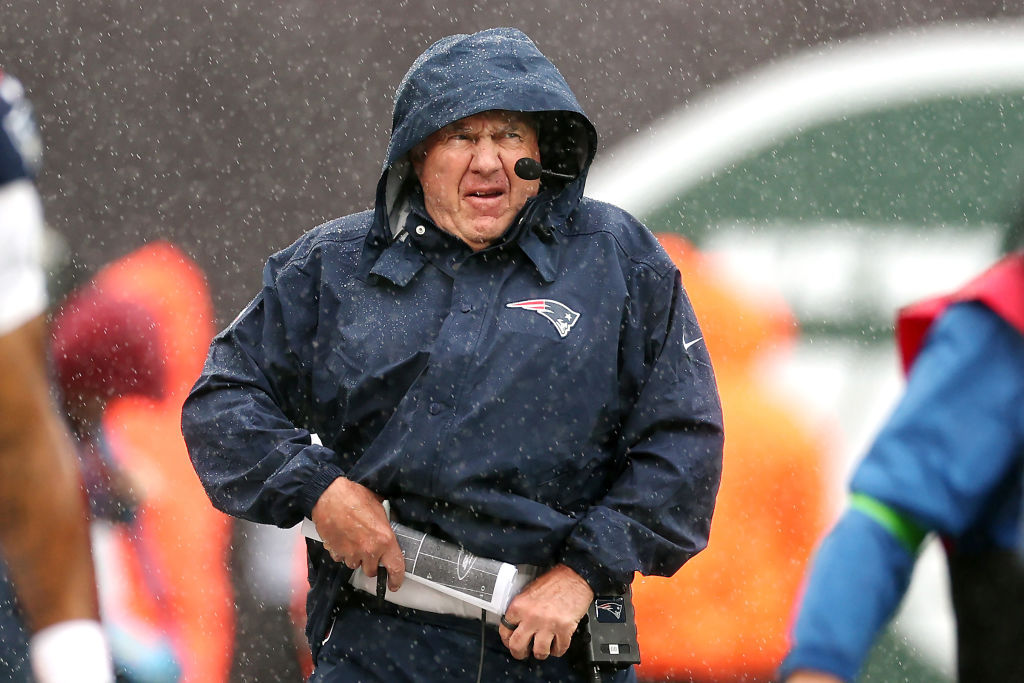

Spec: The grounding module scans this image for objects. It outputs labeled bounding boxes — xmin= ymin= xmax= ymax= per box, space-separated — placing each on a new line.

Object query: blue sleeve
xmin=559 ymin=262 xmax=724 ymax=591
xmin=853 ymin=302 xmax=1024 ymax=536
xmin=781 ymin=302 xmax=1024 ymax=680
xmin=182 ymin=239 xmax=345 ymax=527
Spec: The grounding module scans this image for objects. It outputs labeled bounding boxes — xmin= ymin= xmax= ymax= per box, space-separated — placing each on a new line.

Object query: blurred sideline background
xmin=5 ymin=2 xmax=1024 ymax=681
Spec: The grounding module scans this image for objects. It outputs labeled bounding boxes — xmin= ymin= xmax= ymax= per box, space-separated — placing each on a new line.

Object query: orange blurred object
xmin=631 ymin=234 xmax=830 ymax=682
xmin=93 ymin=242 xmax=234 ymax=683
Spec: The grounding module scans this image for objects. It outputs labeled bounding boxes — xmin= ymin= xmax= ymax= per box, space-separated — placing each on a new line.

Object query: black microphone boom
xmin=514 ymin=157 xmax=575 ymax=182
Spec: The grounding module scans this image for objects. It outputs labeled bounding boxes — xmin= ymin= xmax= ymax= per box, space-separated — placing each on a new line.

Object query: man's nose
xmin=470 ymin=139 xmax=503 ymax=175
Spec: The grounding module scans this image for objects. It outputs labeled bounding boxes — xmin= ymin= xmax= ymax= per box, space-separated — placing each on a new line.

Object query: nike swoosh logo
xmin=683 ymin=337 xmax=703 ymax=351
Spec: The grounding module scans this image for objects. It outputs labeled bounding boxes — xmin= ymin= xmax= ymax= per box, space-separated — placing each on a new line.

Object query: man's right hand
xmin=785 ymin=672 xmax=844 ymax=683
xmin=310 ymin=477 xmax=405 ymax=592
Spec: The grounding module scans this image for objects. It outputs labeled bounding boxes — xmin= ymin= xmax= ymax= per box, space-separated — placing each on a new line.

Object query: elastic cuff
xmin=560 ymin=550 xmax=628 ymax=595
xmin=299 ymin=462 xmax=345 ymax=517
xmin=30 ymin=619 xmax=113 ymax=683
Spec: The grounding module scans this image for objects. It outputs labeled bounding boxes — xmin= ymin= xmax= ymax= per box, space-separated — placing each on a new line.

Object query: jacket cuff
xmin=298 ymin=462 xmax=345 ymax=517
xmin=560 ymin=548 xmax=629 ymax=595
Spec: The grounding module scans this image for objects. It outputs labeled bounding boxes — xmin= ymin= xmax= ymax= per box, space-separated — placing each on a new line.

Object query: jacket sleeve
xmin=559 ymin=261 xmax=724 ymax=592
xmin=781 ymin=302 xmax=1024 ymax=681
xmin=182 ymin=241 xmax=344 ymax=528
xmin=779 ymin=509 xmax=917 ymax=682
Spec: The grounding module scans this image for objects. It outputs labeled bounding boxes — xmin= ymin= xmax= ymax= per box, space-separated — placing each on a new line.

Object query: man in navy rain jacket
xmin=183 ymin=28 xmax=723 ymax=682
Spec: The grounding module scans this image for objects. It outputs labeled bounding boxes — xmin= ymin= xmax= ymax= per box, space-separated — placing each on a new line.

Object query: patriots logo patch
xmin=505 ymin=299 xmax=580 ymax=338
xmin=595 ymin=598 xmax=625 ymax=623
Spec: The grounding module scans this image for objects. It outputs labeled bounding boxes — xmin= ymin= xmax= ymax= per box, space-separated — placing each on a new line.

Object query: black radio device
xmin=580 ymin=585 xmax=641 ymax=682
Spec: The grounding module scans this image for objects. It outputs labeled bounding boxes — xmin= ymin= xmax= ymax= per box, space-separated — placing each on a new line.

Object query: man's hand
xmin=785 ymin=671 xmax=844 ymax=683
xmin=499 ymin=563 xmax=594 ymax=660
xmin=310 ymin=477 xmax=404 ymax=591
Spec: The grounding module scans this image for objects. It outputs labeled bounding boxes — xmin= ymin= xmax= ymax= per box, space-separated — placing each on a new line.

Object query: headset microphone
xmin=514 ymin=157 xmax=575 ymax=243
xmin=514 ymin=157 xmax=575 ymax=182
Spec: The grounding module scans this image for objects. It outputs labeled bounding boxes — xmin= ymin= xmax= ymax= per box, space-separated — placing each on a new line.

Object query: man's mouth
xmin=467 ymin=190 xmax=504 ymax=199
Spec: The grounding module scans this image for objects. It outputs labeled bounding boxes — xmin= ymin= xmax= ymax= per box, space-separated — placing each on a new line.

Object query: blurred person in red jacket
xmin=49 ymin=281 xmax=184 ymax=682
xmin=91 ymin=242 xmax=234 ymax=683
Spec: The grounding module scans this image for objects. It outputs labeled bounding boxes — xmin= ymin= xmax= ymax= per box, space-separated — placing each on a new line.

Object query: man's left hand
xmin=499 ymin=563 xmax=594 ymax=660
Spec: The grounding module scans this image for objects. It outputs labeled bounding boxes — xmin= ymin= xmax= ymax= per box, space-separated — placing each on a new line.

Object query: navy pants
xmin=0 ymin=567 xmax=32 ymax=683
xmin=309 ymin=600 xmax=637 ymax=683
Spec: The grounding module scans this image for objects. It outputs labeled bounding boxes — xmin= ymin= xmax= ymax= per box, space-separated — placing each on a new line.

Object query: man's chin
xmin=463 ymin=219 xmax=514 ymax=247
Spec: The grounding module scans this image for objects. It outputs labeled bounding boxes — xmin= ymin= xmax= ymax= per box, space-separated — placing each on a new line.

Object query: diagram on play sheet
xmin=302 ymin=516 xmax=521 ymax=614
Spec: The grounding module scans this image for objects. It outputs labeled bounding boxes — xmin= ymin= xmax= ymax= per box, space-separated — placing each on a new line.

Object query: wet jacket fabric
xmin=781 ymin=289 xmax=1024 ymax=681
xmin=182 ymin=27 xmax=723 ymax=654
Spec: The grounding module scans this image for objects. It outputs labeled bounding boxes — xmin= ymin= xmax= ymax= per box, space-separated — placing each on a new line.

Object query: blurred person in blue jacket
xmin=182 ymin=27 xmax=723 ymax=683
xmin=0 ymin=69 xmax=113 ymax=683
xmin=781 ymin=243 xmax=1024 ymax=683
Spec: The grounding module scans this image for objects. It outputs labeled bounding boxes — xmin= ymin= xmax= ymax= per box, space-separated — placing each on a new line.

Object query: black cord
xmin=476 ymin=609 xmax=486 ymax=683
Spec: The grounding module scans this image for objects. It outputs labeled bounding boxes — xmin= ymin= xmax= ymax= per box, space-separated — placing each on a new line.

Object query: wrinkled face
xmin=411 ymin=110 xmax=541 ymax=251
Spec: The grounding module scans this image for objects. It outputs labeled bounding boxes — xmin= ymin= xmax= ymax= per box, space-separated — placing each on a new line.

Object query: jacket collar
xmin=367 ymin=236 xmax=427 ymax=287
xmin=361 ymin=190 xmax=562 ymax=286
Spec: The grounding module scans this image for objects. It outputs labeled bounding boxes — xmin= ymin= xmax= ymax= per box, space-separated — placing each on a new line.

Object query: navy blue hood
xmin=373 ymin=28 xmax=598 ymax=245
xmin=386 ymin=28 xmax=596 ymax=171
